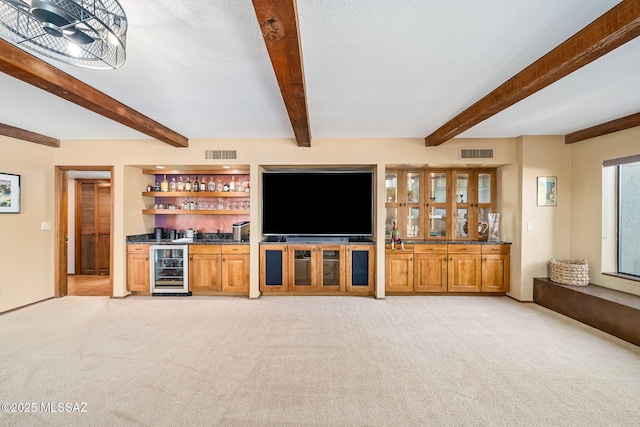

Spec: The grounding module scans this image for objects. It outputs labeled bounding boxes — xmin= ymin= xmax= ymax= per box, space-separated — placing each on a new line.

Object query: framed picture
xmin=537 ymin=176 xmax=557 ymax=206
xmin=0 ymin=173 xmax=21 ymax=213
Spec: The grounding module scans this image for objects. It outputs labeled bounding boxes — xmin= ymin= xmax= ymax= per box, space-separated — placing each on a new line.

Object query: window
xmin=618 ymin=161 xmax=640 ymax=277
xmin=603 ymin=155 xmax=640 ymax=279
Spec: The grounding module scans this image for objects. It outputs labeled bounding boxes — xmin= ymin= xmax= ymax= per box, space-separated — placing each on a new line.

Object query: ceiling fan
xmin=0 ymin=0 xmax=127 ymax=69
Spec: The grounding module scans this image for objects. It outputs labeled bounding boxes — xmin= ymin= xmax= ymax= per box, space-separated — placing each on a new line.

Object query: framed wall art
xmin=0 ymin=173 xmax=21 ymax=213
xmin=537 ymin=176 xmax=557 ymax=207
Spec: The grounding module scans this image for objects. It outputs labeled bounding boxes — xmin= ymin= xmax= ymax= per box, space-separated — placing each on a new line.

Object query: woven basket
xmin=549 ymin=258 xmax=590 ymax=286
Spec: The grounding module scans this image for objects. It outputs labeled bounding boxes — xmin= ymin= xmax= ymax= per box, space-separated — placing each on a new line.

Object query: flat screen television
xmin=262 ymin=170 xmax=373 ymax=237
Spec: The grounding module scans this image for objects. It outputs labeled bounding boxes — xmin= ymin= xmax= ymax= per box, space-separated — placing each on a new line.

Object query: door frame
xmin=55 ymin=166 xmax=115 ymax=298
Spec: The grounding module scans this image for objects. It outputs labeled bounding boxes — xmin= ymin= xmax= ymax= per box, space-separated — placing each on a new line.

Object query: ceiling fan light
xmin=0 ymin=0 xmax=128 ymax=69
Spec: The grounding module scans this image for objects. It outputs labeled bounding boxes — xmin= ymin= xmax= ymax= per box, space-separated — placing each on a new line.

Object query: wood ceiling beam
xmin=425 ymin=0 xmax=640 ymax=146
xmin=252 ymin=0 xmax=311 ymax=147
xmin=565 ymin=111 xmax=640 ymax=144
xmin=0 ymin=39 xmax=188 ymax=148
xmin=0 ymin=122 xmax=60 ymax=147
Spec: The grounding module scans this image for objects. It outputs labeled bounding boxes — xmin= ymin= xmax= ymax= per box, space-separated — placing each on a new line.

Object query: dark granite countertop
xmin=395 ymin=240 xmax=512 ymax=245
xmin=127 ymin=233 xmax=249 ymax=245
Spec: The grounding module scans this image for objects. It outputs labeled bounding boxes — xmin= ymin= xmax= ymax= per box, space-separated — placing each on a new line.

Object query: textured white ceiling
xmin=0 ymin=0 xmax=636 ymax=143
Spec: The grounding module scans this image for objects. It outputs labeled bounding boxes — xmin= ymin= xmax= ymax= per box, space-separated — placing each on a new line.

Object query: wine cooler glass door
xmin=150 ymin=245 xmax=189 ymax=294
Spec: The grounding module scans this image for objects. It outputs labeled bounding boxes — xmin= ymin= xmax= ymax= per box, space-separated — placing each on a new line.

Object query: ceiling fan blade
xmin=64 ymin=28 xmax=94 ymax=45
xmin=3 ymin=0 xmax=30 ymax=9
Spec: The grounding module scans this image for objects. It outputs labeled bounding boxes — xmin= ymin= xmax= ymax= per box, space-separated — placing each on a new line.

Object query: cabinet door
xmin=481 ymin=245 xmax=510 ymax=292
xmin=476 ymin=171 xmax=496 ymax=241
xmin=260 ymin=245 xmax=289 ymax=291
xmin=385 ymin=245 xmax=413 ymax=292
xmin=385 ymin=170 xmax=424 ymax=240
xmin=127 ymin=252 xmax=149 ymax=292
xmin=404 ymin=171 xmax=423 ymax=239
xmin=426 ymin=171 xmax=450 ymax=240
xmin=346 ymin=245 xmax=375 ymax=293
xmin=190 ymin=253 xmax=221 ymax=292
xmin=413 ymin=245 xmax=447 ymax=292
xmin=447 ymin=245 xmax=481 ymax=292
xmin=289 ymin=244 xmax=317 ymax=291
xmin=222 ymin=254 xmax=249 ymax=293
xmin=452 ymin=171 xmax=472 ymax=240
xmin=317 ymin=245 xmax=345 ymax=292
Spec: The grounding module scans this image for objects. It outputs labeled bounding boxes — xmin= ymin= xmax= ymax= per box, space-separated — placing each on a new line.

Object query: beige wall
xmin=517 ymin=135 xmax=572 ymax=301
xmin=0 ymin=136 xmax=56 ymax=312
xmin=3 ymin=130 xmax=636 ymax=312
xmin=570 ymin=127 xmax=640 ymax=297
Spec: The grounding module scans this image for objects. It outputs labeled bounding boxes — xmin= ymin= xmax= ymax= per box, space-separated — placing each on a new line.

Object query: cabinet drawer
xmin=222 ymin=245 xmax=250 ymax=255
xmin=414 ymin=244 xmax=447 ymax=254
xmin=385 ymin=244 xmax=413 ymax=253
xmin=189 ymin=245 xmax=221 ymax=255
xmin=447 ymin=244 xmax=481 ymax=254
xmin=482 ymin=245 xmax=510 ymax=255
xmin=127 ymin=244 xmax=149 ymax=254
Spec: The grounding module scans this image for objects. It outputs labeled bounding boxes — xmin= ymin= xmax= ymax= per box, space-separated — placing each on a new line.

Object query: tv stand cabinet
xmin=259 ymin=241 xmax=375 ymax=295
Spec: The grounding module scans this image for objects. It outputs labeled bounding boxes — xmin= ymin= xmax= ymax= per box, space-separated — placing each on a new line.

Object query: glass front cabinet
xmin=385 ymin=170 xmax=424 ymax=240
xmin=386 ymin=168 xmax=496 ymax=242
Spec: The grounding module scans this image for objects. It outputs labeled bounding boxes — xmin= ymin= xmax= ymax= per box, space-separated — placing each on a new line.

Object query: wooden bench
xmin=533 ymin=277 xmax=640 ymax=346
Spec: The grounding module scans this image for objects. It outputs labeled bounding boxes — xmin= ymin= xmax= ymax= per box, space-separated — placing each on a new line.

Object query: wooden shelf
xmin=143 ymin=191 xmax=250 ymax=198
xmin=142 ymin=209 xmax=249 ymax=215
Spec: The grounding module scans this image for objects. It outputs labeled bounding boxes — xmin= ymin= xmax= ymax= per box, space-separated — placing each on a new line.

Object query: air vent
xmin=204 ymin=150 xmax=238 ymax=160
xmin=460 ymin=148 xmax=494 ymax=159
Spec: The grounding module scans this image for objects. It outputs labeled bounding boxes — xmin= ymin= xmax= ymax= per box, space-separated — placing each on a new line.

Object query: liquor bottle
xmin=185 ymin=176 xmax=192 ymax=192
xmin=193 ymin=176 xmax=200 ymax=192
xmin=207 ymin=177 xmax=215 ymax=192
xmin=216 ymin=178 xmax=223 ymax=192
xmin=154 ymin=180 xmax=161 ymax=192
xmin=177 ymin=176 xmax=185 ymax=192
xmin=169 ymin=177 xmax=177 ymax=192
xmin=160 ymin=175 xmax=169 ymax=192
xmin=223 ymin=181 xmax=230 ymax=192
xmin=201 ymin=177 xmax=207 ymax=192
xmin=229 ymin=176 xmax=236 ymax=192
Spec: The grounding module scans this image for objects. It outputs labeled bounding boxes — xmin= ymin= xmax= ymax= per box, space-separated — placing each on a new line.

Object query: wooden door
xmin=346 ymin=245 xmax=375 ymax=293
xmin=385 ymin=244 xmax=413 ymax=292
xmin=289 ymin=244 xmax=317 ymax=292
xmin=222 ymin=245 xmax=250 ymax=293
xmin=481 ymin=245 xmax=510 ymax=292
xmin=413 ymin=245 xmax=448 ymax=292
xmin=316 ymin=245 xmax=345 ymax=292
xmin=447 ymin=245 xmax=481 ymax=292
xmin=260 ymin=245 xmax=289 ymax=292
xmin=76 ymin=179 xmax=111 ymax=275
xmin=190 ymin=245 xmax=222 ymax=293
xmin=127 ymin=245 xmax=149 ymax=292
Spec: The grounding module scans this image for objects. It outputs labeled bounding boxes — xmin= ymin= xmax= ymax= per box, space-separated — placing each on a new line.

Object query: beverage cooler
xmin=149 ymin=245 xmax=190 ymax=296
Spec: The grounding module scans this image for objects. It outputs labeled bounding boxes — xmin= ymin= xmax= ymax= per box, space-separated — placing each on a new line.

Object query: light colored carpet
xmin=0 ymin=296 xmax=639 ymax=426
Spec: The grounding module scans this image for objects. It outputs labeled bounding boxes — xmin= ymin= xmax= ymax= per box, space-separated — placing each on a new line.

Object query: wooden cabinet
xmin=384 ymin=243 xmax=509 ymax=294
xmin=189 ymin=245 xmax=222 ymax=293
xmin=413 ymin=245 xmax=448 ymax=292
xmin=221 ymin=245 xmax=250 ymax=293
xmin=447 ymin=244 xmax=482 ymax=292
xmin=261 ymin=243 xmax=367 ymax=294
xmin=386 ymin=168 xmax=497 ymax=241
xmin=190 ymin=244 xmax=250 ymax=294
xmin=385 ymin=244 xmax=414 ymax=292
xmin=127 ymin=244 xmax=149 ymax=293
xmin=481 ymin=244 xmax=510 ymax=292
xmin=345 ymin=245 xmax=375 ymax=293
